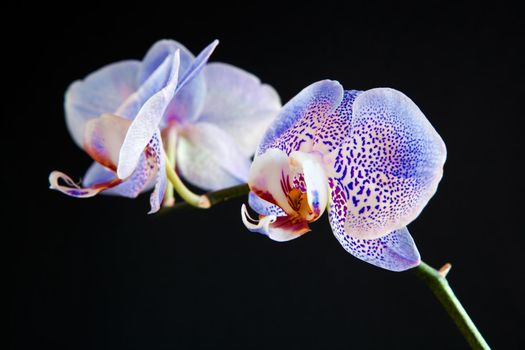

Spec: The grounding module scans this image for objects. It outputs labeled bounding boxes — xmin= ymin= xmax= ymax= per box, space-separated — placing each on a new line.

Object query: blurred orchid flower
xmin=50 ymin=39 xmax=281 ymax=213
xmin=242 ymin=80 xmax=446 ymax=271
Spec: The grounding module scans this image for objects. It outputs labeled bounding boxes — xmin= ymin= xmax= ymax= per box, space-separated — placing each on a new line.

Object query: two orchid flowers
xmin=50 ymin=39 xmax=446 ymax=272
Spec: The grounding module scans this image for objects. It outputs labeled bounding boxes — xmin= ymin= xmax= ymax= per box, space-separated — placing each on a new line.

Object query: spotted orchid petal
xmin=325 ymin=88 xmax=447 ymax=240
xmin=86 ymin=131 xmax=165 ymax=212
xmin=146 ymin=131 xmax=167 ymax=213
xmin=257 ymin=80 xmax=344 ymax=156
xmin=83 ymin=157 xmax=156 ymax=199
xmin=176 ymin=122 xmax=251 ymax=191
xmin=197 ymin=63 xmax=281 ymax=157
xmin=117 ymin=50 xmax=180 ymax=179
xmin=331 ymin=222 xmax=421 ymax=271
xmin=65 ymin=61 xmax=140 ymax=147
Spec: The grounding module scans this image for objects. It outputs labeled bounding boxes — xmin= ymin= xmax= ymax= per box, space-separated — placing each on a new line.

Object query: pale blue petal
xmin=115 ymin=51 xmax=177 ymax=119
xmin=83 ymin=158 xmax=157 ymax=199
xmin=163 ymin=40 xmax=218 ymax=124
xmin=83 ymin=162 xmax=115 ymax=187
xmin=139 ymin=39 xmax=194 ymax=85
xmin=117 ymin=50 xmax=180 ymax=179
xmin=248 ymin=191 xmax=286 ymax=217
xmin=176 ymin=40 xmax=218 ymax=93
xmin=326 ymin=88 xmax=447 ymax=239
xmin=257 ymin=80 xmax=344 ymax=156
xmin=65 ymin=60 xmax=140 ymax=147
xmin=198 ymin=62 xmax=281 ymax=157
xmin=176 ymin=122 xmax=251 ymax=191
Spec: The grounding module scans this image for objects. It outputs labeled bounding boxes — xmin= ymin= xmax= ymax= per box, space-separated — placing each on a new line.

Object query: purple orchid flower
xmin=50 ymin=39 xmax=281 ymax=213
xmin=241 ymin=80 xmax=446 ymax=271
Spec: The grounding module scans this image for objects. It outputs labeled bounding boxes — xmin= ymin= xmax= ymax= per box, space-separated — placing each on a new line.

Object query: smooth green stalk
xmin=161 ymin=183 xmax=490 ymax=349
xmin=164 ymin=157 xmax=210 ymax=209
xmin=413 ymin=262 xmax=490 ymax=349
xmin=163 ymin=126 xmax=177 ymax=207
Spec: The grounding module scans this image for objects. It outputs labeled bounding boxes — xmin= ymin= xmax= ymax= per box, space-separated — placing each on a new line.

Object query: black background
xmin=10 ymin=2 xmax=523 ymax=349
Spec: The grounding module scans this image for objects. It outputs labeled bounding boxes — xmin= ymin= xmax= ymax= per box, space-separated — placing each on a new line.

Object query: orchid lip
xmin=241 ymin=204 xmax=277 ymax=236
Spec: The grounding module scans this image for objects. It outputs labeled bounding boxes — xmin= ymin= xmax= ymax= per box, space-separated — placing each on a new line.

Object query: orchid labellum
xmin=242 ymin=80 xmax=446 ymax=271
xmin=49 ymin=39 xmax=281 ymax=213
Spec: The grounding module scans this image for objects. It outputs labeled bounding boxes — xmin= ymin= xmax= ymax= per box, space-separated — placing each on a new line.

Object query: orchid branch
xmin=163 ymin=183 xmax=490 ymax=349
xmin=414 ymin=262 xmax=490 ymax=349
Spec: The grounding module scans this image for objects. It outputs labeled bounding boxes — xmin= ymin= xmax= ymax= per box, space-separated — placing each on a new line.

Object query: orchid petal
xmin=176 ymin=122 xmax=251 ymax=191
xmin=326 ymin=88 xmax=447 ymax=239
xmin=248 ymin=191 xmax=286 ymax=217
xmin=289 ymin=151 xmax=328 ymax=220
xmin=257 ymin=80 xmax=344 ymax=156
xmin=197 ymin=62 xmax=281 ymax=157
xmin=83 ymin=162 xmax=115 ymax=187
xmin=138 ymin=39 xmax=206 ymax=124
xmin=83 ymin=155 xmax=157 ymax=198
xmin=49 ymin=171 xmax=121 ymax=198
xmin=117 ymin=50 xmax=180 ymax=179
xmin=82 ymin=131 xmax=165 ymax=209
xmin=147 ymin=131 xmax=167 ymax=214
xmin=115 ymin=50 xmax=179 ymax=119
xmin=247 ymin=148 xmax=295 ymax=214
xmin=176 ymin=40 xmax=218 ymax=93
xmin=163 ymin=40 xmax=218 ymax=124
xmin=139 ymin=40 xmax=194 ymax=85
xmin=65 ymin=60 xmax=140 ymax=147
xmin=83 ymin=113 xmax=131 ymax=171
xmin=241 ymin=205 xmax=310 ymax=242
xmin=331 ymin=220 xmax=420 ymax=271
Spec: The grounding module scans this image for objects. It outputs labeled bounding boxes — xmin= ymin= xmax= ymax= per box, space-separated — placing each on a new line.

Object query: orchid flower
xmin=241 ymin=80 xmax=446 ymax=271
xmin=50 ymin=39 xmax=281 ymax=213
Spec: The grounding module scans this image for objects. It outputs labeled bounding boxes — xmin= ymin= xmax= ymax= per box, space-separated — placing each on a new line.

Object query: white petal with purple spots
xmin=326 ymin=88 xmax=446 ymax=239
xmin=257 ymin=80 xmax=344 ymax=156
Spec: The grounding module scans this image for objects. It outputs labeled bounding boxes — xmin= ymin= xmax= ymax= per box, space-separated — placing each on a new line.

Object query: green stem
xmin=162 ymin=183 xmax=490 ymax=349
xmin=164 ymin=157 xmax=211 ymax=209
xmin=163 ymin=126 xmax=177 ymax=207
xmin=413 ymin=262 xmax=490 ymax=349
xmin=162 ymin=183 xmax=249 ymax=212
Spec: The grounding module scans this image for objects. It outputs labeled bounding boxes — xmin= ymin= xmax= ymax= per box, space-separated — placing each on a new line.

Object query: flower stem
xmin=413 ymin=262 xmax=490 ymax=349
xmin=163 ymin=126 xmax=177 ymax=207
xmin=161 ymin=183 xmax=490 ymax=348
xmin=161 ymin=183 xmax=249 ymax=212
xmin=164 ymin=157 xmax=210 ymax=209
